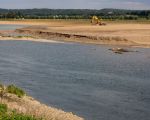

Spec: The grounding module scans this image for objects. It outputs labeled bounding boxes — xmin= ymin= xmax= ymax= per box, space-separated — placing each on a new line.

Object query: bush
xmin=6 ymin=85 xmax=25 ymax=97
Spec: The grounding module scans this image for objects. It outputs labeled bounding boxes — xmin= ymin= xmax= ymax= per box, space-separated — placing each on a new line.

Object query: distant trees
xmin=0 ymin=8 xmax=149 ymax=20
xmin=0 ymin=11 xmax=24 ymax=19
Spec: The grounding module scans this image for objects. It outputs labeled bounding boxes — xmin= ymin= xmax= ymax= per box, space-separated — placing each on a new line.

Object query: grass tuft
xmin=6 ymin=85 xmax=25 ymax=97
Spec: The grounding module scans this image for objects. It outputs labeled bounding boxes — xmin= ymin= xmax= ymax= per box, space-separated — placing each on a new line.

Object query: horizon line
xmin=0 ymin=8 xmax=149 ymax=11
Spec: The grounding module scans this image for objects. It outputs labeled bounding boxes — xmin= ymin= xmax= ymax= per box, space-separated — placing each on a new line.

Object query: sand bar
xmin=1 ymin=20 xmax=150 ymax=48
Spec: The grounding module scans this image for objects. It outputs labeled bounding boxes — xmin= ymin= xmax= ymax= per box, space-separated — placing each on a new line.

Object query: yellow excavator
xmin=91 ymin=16 xmax=106 ymax=26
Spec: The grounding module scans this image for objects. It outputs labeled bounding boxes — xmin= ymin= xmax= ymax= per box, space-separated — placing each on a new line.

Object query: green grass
xmin=0 ymin=113 xmax=40 ymax=120
xmin=6 ymin=85 xmax=25 ymax=97
xmin=14 ymin=36 xmax=24 ymax=38
xmin=0 ymin=84 xmax=42 ymax=120
xmin=0 ymin=104 xmax=7 ymax=114
xmin=0 ymin=104 xmax=41 ymax=120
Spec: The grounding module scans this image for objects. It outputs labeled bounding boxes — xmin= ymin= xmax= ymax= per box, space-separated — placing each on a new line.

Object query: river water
xmin=0 ymin=25 xmax=150 ymax=120
xmin=0 ymin=24 xmax=27 ymax=30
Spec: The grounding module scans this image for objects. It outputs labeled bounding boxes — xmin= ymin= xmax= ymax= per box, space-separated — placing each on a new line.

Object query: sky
xmin=0 ymin=0 xmax=150 ymax=10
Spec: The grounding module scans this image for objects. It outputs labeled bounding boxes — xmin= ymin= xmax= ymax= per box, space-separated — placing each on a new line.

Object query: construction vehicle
xmin=91 ymin=16 xmax=106 ymax=26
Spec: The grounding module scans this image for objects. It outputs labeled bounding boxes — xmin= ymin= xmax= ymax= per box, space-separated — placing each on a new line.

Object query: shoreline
xmin=0 ymin=84 xmax=83 ymax=120
xmin=0 ymin=32 xmax=150 ymax=49
xmin=0 ymin=36 xmax=64 ymax=44
xmin=2 ymin=93 xmax=83 ymax=120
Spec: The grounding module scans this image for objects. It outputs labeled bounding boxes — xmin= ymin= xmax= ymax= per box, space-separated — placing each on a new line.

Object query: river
xmin=0 ymin=25 xmax=150 ymax=120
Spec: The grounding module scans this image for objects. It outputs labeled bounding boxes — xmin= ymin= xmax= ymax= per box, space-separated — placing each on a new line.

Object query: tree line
xmin=0 ymin=8 xmax=150 ymax=20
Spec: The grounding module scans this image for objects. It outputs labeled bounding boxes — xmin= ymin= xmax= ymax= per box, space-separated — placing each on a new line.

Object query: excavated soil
xmin=16 ymin=23 xmax=150 ymax=48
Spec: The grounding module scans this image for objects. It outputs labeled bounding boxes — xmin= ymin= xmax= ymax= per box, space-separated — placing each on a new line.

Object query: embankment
xmin=16 ymin=28 xmax=136 ymax=46
xmin=15 ymin=24 xmax=150 ymax=48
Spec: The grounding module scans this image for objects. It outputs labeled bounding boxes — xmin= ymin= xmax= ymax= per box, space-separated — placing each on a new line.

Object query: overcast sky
xmin=0 ymin=0 xmax=150 ymax=10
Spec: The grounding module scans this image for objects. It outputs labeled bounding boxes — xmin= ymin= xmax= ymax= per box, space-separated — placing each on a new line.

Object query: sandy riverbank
xmin=1 ymin=20 xmax=150 ymax=47
xmin=0 ymin=36 xmax=63 ymax=43
xmin=2 ymin=93 xmax=83 ymax=120
xmin=0 ymin=30 xmax=64 ymax=43
xmin=16 ymin=23 xmax=150 ymax=48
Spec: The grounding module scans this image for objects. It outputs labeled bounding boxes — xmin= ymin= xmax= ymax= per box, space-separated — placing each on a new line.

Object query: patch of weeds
xmin=15 ymin=36 xmax=23 ymax=38
xmin=7 ymin=112 xmax=40 ymax=120
xmin=0 ymin=104 xmax=42 ymax=120
xmin=6 ymin=85 xmax=25 ymax=97
xmin=0 ymin=104 xmax=7 ymax=114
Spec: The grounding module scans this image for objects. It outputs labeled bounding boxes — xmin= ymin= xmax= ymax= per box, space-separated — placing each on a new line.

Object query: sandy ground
xmin=0 ymin=20 xmax=150 ymax=47
xmin=2 ymin=93 xmax=83 ymax=120
xmin=0 ymin=30 xmax=64 ymax=43
xmin=0 ymin=36 xmax=64 ymax=43
xmin=0 ymin=20 xmax=89 ymax=26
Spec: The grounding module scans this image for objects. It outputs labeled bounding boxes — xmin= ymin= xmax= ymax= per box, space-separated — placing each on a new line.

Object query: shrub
xmin=6 ymin=85 xmax=25 ymax=97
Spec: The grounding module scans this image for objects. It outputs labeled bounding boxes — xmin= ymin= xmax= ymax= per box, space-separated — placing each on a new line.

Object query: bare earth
xmin=0 ymin=20 xmax=150 ymax=48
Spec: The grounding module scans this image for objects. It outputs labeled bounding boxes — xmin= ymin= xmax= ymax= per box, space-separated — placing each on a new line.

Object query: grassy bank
xmin=0 ymin=84 xmax=83 ymax=120
xmin=0 ymin=103 xmax=41 ymax=120
xmin=0 ymin=84 xmax=40 ymax=120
